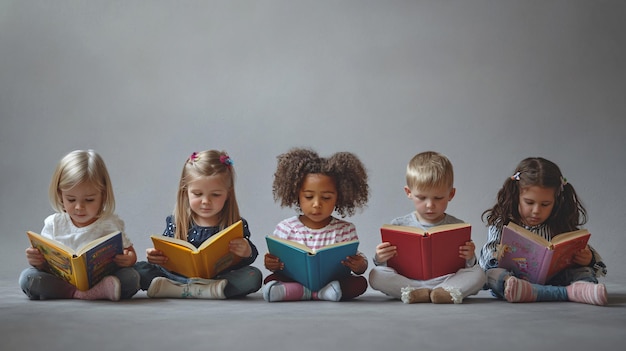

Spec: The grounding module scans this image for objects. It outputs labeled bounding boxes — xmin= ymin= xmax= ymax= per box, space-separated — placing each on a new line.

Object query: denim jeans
xmin=19 ymin=266 xmax=140 ymax=300
xmin=133 ymin=261 xmax=262 ymax=298
xmin=486 ymin=266 xmax=597 ymax=302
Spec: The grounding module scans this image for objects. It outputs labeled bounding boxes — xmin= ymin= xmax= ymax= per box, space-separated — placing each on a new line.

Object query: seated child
xmin=369 ymin=151 xmax=486 ymax=304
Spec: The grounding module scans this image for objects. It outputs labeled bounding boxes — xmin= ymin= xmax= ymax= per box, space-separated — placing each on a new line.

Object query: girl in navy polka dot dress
xmin=134 ymin=150 xmax=262 ymax=299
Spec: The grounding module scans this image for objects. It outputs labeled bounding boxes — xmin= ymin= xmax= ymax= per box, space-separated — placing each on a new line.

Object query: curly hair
xmin=482 ymin=157 xmax=587 ymax=236
xmin=272 ymin=148 xmax=369 ymax=217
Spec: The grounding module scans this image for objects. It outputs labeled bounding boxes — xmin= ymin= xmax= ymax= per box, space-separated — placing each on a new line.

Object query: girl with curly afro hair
xmin=263 ymin=148 xmax=370 ymax=302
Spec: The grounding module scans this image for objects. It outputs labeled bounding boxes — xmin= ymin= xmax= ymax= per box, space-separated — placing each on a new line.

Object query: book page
xmin=427 ymin=222 xmax=471 ymax=235
xmin=152 ymin=235 xmax=198 ymax=252
xmin=551 ymin=229 xmax=590 ymax=245
xmin=266 ymin=236 xmax=314 ymax=254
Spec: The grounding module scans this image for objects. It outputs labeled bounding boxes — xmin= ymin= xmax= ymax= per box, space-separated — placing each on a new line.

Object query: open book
xmin=380 ymin=223 xmax=471 ymax=280
xmin=497 ymin=222 xmax=590 ymax=284
xmin=265 ymin=236 xmax=358 ymax=291
xmin=27 ymin=230 xmax=123 ymax=291
xmin=151 ymin=220 xmax=243 ymax=279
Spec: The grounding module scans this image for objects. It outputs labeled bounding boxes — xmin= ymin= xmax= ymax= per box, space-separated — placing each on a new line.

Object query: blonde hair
xmin=173 ymin=150 xmax=240 ymax=241
xmin=48 ymin=149 xmax=115 ymax=217
xmin=406 ymin=151 xmax=454 ymax=191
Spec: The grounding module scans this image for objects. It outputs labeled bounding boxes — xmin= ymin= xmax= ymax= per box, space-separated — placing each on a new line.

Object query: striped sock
xmin=263 ymin=281 xmax=311 ymax=302
xmin=504 ymin=276 xmax=537 ymax=303
xmin=566 ymin=281 xmax=608 ymax=306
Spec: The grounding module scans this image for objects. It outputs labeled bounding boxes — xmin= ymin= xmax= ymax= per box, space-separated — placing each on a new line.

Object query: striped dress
xmin=273 ymin=216 xmax=359 ymax=252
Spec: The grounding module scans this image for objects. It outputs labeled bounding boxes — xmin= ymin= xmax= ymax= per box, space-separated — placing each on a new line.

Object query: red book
xmin=497 ymin=223 xmax=590 ymax=284
xmin=380 ymin=223 xmax=471 ymax=280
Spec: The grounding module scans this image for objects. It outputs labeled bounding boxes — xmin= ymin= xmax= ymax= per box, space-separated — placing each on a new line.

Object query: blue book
xmin=265 ymin=235 xmax=359 ymax=291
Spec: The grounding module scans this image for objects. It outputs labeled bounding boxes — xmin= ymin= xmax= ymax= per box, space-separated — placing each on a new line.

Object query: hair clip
xmin=220 ymin=154 xmax=234 ymax=167
xmin=560 ymin=176 xmax=568 ymax=191
xmin=511 ymin=171 xmax=521 ymax=181
xmin=189 ymin=152 xmax=199 ymax=163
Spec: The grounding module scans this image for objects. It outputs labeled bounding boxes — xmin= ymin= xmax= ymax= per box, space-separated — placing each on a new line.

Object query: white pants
xmin=369 ymin=265 xmax=486 ymax=301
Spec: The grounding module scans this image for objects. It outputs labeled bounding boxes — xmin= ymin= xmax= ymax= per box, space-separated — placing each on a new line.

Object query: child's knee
xmin=339 ymin=276 xmax=368 ymax=300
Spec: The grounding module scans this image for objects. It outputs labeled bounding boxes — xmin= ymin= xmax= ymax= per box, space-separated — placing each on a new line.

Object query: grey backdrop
xmin=1 ymin=0 xmax=625 ymax=288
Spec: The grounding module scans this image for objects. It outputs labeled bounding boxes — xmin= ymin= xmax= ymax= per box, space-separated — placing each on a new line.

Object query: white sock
xmin=316 ymin=281 xmax=342 ymax=301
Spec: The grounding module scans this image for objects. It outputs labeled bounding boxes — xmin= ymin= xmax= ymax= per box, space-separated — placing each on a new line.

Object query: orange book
xmin=380 ymin=223 xmax=471 ymax=280
xmin=150 ymin=220 xmax=243 ymax=279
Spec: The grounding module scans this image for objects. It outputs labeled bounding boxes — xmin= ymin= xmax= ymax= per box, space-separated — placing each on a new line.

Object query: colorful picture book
xmin=27 ymin=230 xmax=123 ymax=291
xmin=265 ymin=235 xmax=358 ymax=291
xmin=497 ymin=222 xmax=591 ymax=284
xmin=380 ymin=223 xmax=471 ymax=280
xmin=151 ymin=220 xmax=243 ymax=279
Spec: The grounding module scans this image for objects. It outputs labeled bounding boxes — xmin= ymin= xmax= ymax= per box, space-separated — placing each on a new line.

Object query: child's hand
xmin=25 ymin=247 xmax=46 ymax=269
xmin=374 ymin=242 xmax=397 ymax=264
xmin=343 ymin=254 xmax=368 ymax=275
xmin=146 ymin=248 xmax=168 ymax=265
xmin=229 ymin=238 xmax=252 ymax=258
xmin=573 ymin=245 xmax=593 ymax=266
xmin=459 ymin=241 xmax=476 ymax=261
xmin=265 ymin=253 xmax=283 ymax=271
xmin=114 ymin=246 xmax=137 ymax=267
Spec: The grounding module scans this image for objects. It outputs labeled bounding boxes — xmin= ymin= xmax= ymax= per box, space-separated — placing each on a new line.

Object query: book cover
xmin=27 ymin=231 xmax=123 ymax=291
xmin=151 ymin=220 xmax=243 ymax=279
xmin=265 ymin=235 xmax=359 ymax=291
xmin=380 ymin=222 xmax=471 ymax=280
xmin=497 ymin=223 xmax=590 ymax=284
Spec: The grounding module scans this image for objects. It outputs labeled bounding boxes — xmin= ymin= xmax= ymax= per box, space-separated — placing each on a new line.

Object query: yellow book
xmin=27 ymin=231 xmax=123 ymax=291
xmin=150 ymin=220 xmax=243 ymax=279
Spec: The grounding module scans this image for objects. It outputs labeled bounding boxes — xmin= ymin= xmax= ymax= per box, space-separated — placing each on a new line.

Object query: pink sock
xmin=73 ymin=276 xmax=121 ymax=301
xmin=504 ymin=276 xmax=537 ymax=303
xmin=566 ymin=281 xmax=608 ymax=306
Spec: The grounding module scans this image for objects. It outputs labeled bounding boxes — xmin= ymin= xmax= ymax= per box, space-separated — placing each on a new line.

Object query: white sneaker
xmin=147 ymin=277 xmax=227 ymax=299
